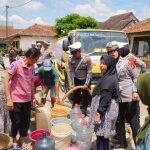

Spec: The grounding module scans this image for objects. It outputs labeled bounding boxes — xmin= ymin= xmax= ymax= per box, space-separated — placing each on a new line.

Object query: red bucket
xmin=29 ymin=129 xmax=52 ymax=144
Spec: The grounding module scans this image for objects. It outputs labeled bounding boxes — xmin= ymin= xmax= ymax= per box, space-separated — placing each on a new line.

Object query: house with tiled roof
xmin=0 ymin=28 xmax=22 ymax=40
xmin=124 ymin=18 xmax=150 ymax=57
xmin=99 ymin=12 xmax=139 ymax=30
xmin=4 ymin=24 xmax=58 ymax=51
xmin=0 ymin=27 xmax=22 ymax=48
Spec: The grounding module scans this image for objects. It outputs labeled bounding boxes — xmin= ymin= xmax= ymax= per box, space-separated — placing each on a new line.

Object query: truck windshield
xmin=75 ymin=31 xmax=128 ymax=53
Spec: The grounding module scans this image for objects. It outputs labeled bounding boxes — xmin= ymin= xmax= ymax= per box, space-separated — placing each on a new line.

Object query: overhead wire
xmin=9 ymin=0 xmax=32 ymax=8
xmin=0 ymin=0 xmax=32 ymax=9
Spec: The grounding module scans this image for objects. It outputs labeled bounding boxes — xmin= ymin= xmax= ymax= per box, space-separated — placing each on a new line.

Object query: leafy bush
xmin=55 ymin=13 xmax=99 ymax=37
xmin=0 ymin=47 xmax=8 ymax=54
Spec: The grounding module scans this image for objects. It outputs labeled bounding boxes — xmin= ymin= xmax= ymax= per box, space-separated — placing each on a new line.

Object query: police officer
xmin=106 ymin=42 xmax=140 ymax=148
xmin=118 ymin=45 xmax=146 ymax=74
xmin=68 ymin=42 xmax=92 ymax=115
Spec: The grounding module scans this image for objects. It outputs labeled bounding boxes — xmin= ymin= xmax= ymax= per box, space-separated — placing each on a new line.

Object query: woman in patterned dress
xmin=89 ymin=55 xmax=119 ymax=150
xmin=0 ymin=80 xmax=10 ymax=133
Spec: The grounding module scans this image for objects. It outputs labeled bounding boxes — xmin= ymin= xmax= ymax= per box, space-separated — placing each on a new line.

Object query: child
xmin=4 ymin=48 xmax=41 ymax=149
xmin=89 ymin=55 xmax=119 ymax=150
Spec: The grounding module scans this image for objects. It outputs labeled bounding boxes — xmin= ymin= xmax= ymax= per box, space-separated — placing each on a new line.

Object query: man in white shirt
xmin=37 ymin=41 xmax=54 ymax=67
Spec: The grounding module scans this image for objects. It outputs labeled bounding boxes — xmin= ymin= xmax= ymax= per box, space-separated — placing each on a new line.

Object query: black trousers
xmin=73 ymin=78 xmax=91 ymax=114
xmin=116 ymin=101 xmax=140 ymax=146
xmin=9 ymin=102 xmax=31 ymax=138
xmin=97 ymin=136 xmax=109 ymax=150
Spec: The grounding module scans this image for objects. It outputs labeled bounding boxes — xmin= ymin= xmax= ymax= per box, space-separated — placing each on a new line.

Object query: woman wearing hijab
xmin=136 ymin=73 xmax=150 ymax=150
xmin=118 ymin=46 xmax=146 ymax=73
xmin=89 ymin=55 xmax=119 ymax=150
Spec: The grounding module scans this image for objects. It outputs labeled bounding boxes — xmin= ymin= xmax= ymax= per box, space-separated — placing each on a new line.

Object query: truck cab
xmin=55 ymin=29 xmax=128 ymax=92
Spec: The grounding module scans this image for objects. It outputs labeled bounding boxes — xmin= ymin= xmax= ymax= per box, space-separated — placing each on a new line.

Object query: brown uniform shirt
xmin=68 ymin=55 xmax=92 ymax=84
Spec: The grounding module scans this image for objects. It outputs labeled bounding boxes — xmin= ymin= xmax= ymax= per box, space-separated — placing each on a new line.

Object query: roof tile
xmin=0 ymin=28 xmax=22 ymax=39
xmin=124 ymin=18 xmax=150 ymax=34
xmin=18 ymin=24 xmax=57 ymax=37
xmin=100 ymin=12 xmax=139 ymax=30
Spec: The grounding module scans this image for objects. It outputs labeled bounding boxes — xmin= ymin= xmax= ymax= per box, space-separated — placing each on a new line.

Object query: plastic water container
xmin=65 ymin=146 xmax=81 ymax=150
xmin=9 ymin=148 xmax=22 ymax=150
xmin=35 ymin=106 xmax=51 ymax=130
xmin=71 ymin=115 xmax=84 ymax=144
xmin=0 ymin=133 xmax=12 ymax=149
xmin=29 ymin=129 xmax=52 ymax=145
xmin=51 ymin=123 xmax=72 ymax=150
xmin=76 ymin=123 xmax=93 ymax=150
xmin=50 ymin=117 xmax=72 ymax=126
xmin=69 ymin=106 xmax=82 ymax=121
xmin=51 ymin=107 xmax=69 ymax=118
xmin=35 ymin=132 xmax=55 ymax=150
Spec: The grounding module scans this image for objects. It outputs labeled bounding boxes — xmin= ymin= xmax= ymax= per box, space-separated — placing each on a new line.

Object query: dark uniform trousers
xmin=73 ymin=78 xmax=91 ymax=114
xmin=116 ymin=101 xmax=140 ymax=146
xmin=9 ymin=102 xmax=31 ymax=137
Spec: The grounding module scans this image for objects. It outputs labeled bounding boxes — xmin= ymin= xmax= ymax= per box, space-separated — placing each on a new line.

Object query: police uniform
xmin=106 ymin=42 xmax=141 ymax=148
xmin=68 ymin=42 xmax=92 ymax=114
xmin=127 ymin=53 xmax=146 ymax=74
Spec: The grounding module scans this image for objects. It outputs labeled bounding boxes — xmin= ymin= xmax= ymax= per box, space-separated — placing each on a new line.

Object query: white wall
xmin=19 ymin=36 xmax=58 ymax=53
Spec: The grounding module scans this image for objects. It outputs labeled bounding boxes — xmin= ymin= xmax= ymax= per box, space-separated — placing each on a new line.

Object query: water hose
xmin=61 ymin=85 xmax=91 ymax=102
xmin=54 ymin=86 xmax=90 ymax=108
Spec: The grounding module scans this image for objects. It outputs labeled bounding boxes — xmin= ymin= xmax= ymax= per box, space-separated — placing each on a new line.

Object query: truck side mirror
xmin=63 ymin=39 xmax=69 ymax=51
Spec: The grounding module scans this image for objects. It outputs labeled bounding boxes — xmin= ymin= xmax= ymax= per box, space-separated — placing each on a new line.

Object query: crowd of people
xmin=0 ymin=41 xmax=56 ymax=149
xmin=0 ymin=40 xmax=149 ymax=150
xmin=68 ymin=41 xmax=147 ymax=150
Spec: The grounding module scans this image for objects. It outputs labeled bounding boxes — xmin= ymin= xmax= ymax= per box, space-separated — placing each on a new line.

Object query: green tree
xmin=55 ymin=13 xmax=99 ymax=37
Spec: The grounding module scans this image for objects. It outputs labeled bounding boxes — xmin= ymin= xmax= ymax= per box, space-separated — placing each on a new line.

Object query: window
xmin=75 ymin=31 xmax=128 ymax=53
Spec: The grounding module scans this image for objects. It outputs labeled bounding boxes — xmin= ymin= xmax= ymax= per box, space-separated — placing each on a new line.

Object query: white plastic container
xmin=35 ymin=107 xmax=51 ymax=130
xmin=71 ymin=115 xmax=84 ymax=144
xmin=69 ymin=107 xmax=82 ymax=121
xmin=51 ymin=123 xmax=72 ymax=150
xmin=50 ymin=117 xmax=72 ymax=126
xmin=76 ymin=123 xmax=93 ymax=150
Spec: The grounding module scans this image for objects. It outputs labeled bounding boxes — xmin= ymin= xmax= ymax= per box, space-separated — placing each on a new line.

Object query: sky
xmin=0 ymin=0 xmax=150 ymax=29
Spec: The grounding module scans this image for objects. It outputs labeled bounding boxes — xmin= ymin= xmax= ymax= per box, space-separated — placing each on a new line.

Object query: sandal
xmin=12 ymin=142 xmax=18 ymax=148
xmin=12 ymin=138 xmax=18 ymax=148
xmin=19 ymin=137 xmax=30 ymax=150
xmin=21 ymin=142 xmax=30 ymax=150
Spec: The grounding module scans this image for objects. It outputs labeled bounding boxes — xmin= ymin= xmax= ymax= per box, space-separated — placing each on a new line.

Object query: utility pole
xmin=6 ymin=5 xmax=9 ymax=38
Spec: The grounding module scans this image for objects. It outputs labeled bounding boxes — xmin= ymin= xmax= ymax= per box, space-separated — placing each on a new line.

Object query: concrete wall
xmin=19 ymin=36 xmax=58 ymax=54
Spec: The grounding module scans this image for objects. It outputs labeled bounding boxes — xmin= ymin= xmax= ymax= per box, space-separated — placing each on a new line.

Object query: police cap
xmin=68 ymin=42 xmax=82 ymax=53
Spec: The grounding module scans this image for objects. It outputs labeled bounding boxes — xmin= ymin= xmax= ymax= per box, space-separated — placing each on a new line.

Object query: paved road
xmin=0 ymin=57 xmax=148 ymax=150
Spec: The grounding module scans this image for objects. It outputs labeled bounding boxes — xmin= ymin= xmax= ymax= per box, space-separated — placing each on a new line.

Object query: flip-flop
xmin=21 ymin=142 xmax=30 ymax=150
xmin=12 ymin=142 xmax=18 ymax=148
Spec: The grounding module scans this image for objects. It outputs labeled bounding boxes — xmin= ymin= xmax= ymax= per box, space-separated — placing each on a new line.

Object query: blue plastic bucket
xmin=9 ymin=148 xmax=22 ymax=150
